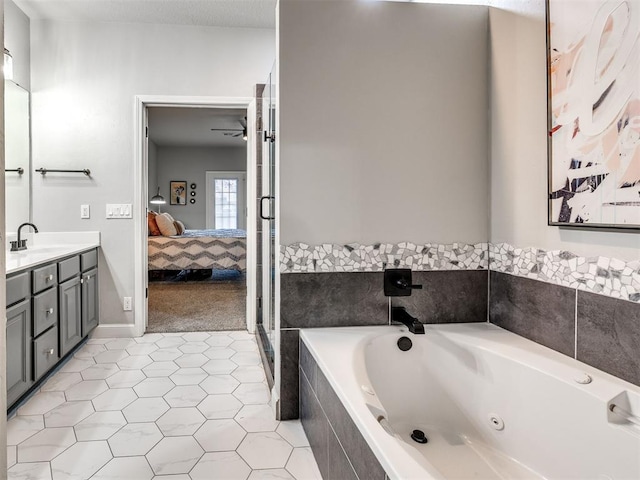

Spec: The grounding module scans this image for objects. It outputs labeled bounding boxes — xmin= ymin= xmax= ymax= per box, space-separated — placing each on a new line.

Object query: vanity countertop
xmin=6 ymin=232 xmax=100 ymax=275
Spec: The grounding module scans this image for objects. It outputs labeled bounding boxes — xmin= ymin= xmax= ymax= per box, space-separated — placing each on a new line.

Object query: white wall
xmin=155 ymin=146 xmax=246 ymax=228
xmin=1 ymin=0 xmax=8 ymax=472
xmin=278 ymin=0 xmax=490 ymax=246
xmin=30 ymin=20 xmax=274 ymax=326
xmin=4 ymin=0 xmax=29 ymax=90
xmin=488 ymin=0 xmax=640 ymax=261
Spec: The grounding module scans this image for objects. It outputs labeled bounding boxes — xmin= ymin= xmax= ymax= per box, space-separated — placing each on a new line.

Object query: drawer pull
xmin=86 ymin=275 xmax=92 ymax=280
xmin=45 ymin=274 xmax=54 ymax=282
xmin=45 ymin=348 xmax=55 ymax=355
xmin=46 ymin=308 xmax=55 ymax=315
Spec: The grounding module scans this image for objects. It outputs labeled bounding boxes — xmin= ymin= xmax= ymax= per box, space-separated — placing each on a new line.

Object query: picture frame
xmin=547 ymin=0 xmax=640 ymax=229
xmin=170 ymin=181 xmax=187 ymax=205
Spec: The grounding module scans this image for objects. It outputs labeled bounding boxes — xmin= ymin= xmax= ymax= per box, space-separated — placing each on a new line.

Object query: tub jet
xmin=411 ymin=429 xmax=428 ymax=444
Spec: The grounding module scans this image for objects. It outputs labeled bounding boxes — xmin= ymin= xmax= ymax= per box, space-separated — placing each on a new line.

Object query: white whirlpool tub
xmin=300 ymin=323 xmax=640 ymax=480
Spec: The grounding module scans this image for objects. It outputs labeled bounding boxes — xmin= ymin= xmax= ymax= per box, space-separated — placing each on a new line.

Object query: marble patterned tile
xmin=44 ymin=401 xmax=94 ymax=428
xmin=50 ymin=440 xmax=112 ymax=480
xmin=7 ymin=415 xmax=45 ymax=446
xmin=190 ymin=452 xmax=251 ymax=480
xmin=146 ymin=436 xmax=204 ymax=475
xmin=73 ymin=411 xmax=127 ymax=441
xmin=92 ymin=457 xmax=154 ymax=480
xmin=200 ymin=375 xmax=240 ymax=395
xmin=194 ymin=419 xmax=247 ymax=452
xmin=156 ymin=407 xmax=206 ymax=436
xmin=8 ymin=331 xmax=320 ymax=480
xmin=91 ymin=388 xmax=137 ymax=412
xmin=277 ymin=421 xmax=310 ymax=448
xmin=108 ymin=423 xmax=163 ymax=457
xmin=163 ymin=385 xmax=207 ymax=407
xmin=237 ymin=432 xmax=293 ymax=469
xmin=285 ymin=447 xmax=323 ymax=480
xmin=17 ymin=427 xmax=76 ymax=462
xmin=197 ymin=394 xmax=243 ymax=419
xmin=232 ymin=352 xmax=262 ymax=367
xmin=8 ymin=462 xmax=52 ymax=480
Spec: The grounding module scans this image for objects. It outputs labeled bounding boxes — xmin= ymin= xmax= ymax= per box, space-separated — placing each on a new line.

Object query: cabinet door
xmin=82 ymin=269 xmax=99 ymax=335
xmin=7 ymin=299 xmax=32 ymax=406
xmin=59 ymin=276 xmax=82 ymax=356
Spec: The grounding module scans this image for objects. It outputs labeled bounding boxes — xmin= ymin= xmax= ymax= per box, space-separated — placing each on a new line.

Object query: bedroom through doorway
xmin=146 ymin=106 xmax=250 ymax=333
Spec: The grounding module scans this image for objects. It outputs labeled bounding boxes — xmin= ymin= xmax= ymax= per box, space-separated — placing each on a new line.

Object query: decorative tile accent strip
xmin=490 ymin=243 xmax=640 ymax=303
xmin=280 ymin=243 xmax=488 ymax=273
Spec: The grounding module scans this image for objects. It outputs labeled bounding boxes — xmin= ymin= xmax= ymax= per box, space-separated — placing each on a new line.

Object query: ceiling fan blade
xmin=211 ymin=128 xmax=243 ymax=132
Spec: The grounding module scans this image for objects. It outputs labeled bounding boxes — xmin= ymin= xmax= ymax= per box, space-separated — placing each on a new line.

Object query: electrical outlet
xmin=81 ymin=205 xmax=90 ymax=219
xmin=123 ymin=297 xmax=132 ymax=311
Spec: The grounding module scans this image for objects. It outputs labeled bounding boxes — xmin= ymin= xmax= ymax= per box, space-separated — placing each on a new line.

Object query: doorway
xmin=134 ymin=96 xmax=257 ymax=337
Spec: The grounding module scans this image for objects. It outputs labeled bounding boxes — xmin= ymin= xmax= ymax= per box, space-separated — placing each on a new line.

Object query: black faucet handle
xmin=384 ymin=269 xmax=421 ymax=296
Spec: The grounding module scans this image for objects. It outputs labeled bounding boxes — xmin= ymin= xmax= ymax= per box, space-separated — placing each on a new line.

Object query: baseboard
xmin=90 ymin=323 xmax=139 ymax=338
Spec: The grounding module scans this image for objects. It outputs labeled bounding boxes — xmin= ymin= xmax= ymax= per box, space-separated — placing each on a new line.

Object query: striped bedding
xmin=148 ymin=229 xmax=246 ymax=271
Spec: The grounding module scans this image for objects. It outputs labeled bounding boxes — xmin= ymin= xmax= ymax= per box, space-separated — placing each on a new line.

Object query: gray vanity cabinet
xmin=59 ymin=276 xmax=83 ymax=356
xmin=6 ymin=299 xmax=33 ymax=406
xmin=82 ymin=269 xmax=99 ymax=335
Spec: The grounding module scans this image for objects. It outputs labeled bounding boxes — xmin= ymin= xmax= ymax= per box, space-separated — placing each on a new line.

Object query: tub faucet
xmin=391 ymin=307 xmax=425 ymax=334
xmin=10 ymin=223 xmax=39 ymax=252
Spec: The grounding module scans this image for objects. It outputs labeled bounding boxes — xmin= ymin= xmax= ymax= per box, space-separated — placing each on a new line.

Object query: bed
xmin=148 ymin=229 xmax=246 ymax=272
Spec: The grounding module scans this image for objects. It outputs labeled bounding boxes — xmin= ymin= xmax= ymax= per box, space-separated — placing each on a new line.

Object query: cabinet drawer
xmin=81 ymin=249 xmax=98 ymax=272
xmin=32 ymin=264 xmax=57 ymax=294
xmin=58 ymin=256 xmax=80 ymax=283
xmin=33 ymin=326 xmax=59 ymax=381
xmin=33 ymin=288 xmax=58 ymax=337
xmin=7 ymin=272 xmax=30 ymax=307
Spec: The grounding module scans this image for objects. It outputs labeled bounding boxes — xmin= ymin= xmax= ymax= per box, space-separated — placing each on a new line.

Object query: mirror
xmin=5 ymin=80 xmax=31 ymax=233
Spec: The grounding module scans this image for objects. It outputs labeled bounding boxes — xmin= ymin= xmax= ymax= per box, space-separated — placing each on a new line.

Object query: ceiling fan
xmin=210 ymin=118 xmax=247 ymax=140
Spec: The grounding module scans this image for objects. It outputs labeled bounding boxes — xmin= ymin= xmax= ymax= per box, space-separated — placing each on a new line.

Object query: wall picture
xmin=547 ymin=0 xmax=640 ymax=228
xmin=170 ymin=181 xmax=187 ymax=205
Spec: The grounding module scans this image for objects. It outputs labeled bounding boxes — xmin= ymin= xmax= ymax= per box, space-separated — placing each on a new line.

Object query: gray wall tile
xmin=300 ymin=367 xmax=329 ymax=479
xmin=280 ymin=329 xmax=300 ymax=420
xmin=577 ymin=291 xmax=640 ymax=387
xmin=280 ymin=272 xmax=388 ymax=328
xmin=394 ymin=270 xmax=488 ymax=323
xmin=328 ymin=428 xmax=358 ymax=480
xmin=299 ymin=340 xmax=317 ymax=392
xmin=316 ymin=369 xmax=386 ymax=480
xmin=489 ymin=271 xmax=575 ymax=357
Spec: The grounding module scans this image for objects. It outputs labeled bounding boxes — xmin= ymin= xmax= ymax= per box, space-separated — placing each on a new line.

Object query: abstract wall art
xmin=548 ymin=0 xmax=640 ymax=228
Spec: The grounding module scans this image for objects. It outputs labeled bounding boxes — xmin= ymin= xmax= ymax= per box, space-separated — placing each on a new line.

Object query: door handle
xmin=260 ymin=196 xmax=274 ymax=220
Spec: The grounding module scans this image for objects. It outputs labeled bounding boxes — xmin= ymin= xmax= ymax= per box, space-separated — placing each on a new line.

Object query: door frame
xmin=205 ymin=171 xmax=247 ymax=230
xmin=134 ymin=95 xmax=257 ymax=337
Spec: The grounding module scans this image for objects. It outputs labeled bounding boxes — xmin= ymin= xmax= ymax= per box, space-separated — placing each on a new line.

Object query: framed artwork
xmin=547 ymin=0 xmax=640 ymax=228
xmin=170 ymin=181 xmax=187 ymax=205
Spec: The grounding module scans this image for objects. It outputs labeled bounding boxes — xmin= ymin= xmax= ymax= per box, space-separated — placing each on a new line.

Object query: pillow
xmin=155 ymin=213 xmax=178 ymax=236
xmin=174 ymin=220 xmax=185 ymax=235
xmin=147 ymin=212 xmax=162 ymax=236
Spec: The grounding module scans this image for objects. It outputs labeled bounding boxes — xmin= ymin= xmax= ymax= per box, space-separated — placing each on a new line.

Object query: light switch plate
xmin=81 ymin=205 xmax=90 ymax=219
xmin=106 ymin=204 xmax=133 ymax=219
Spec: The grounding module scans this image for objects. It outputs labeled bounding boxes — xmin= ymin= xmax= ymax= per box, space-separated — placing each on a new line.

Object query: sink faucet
xmin=10 ymin=223 xmax=39 ymax=252
xmin=391 ymin=307 xmax=425 ymax=334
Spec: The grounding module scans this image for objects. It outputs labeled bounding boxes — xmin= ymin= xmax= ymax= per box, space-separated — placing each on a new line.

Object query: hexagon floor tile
xmin=7 ymin=330 xmax=320 ymax=480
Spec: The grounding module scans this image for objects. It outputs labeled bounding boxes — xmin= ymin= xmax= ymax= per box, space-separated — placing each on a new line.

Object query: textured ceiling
xmin=13 ymin=0 xmax=276 ymax=28
xmin=148 ymin=107 xmax=249 ymax=148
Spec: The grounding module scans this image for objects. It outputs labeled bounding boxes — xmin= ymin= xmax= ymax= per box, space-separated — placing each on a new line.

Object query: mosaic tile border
xmin=280 ymin=242 xmax=488 ymax=273
xmin=490 ymin=243 xmax=640 ymax=303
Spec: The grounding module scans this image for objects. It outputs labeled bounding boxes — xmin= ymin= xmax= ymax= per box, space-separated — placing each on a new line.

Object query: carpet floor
xmin=147 ymin=280 xmax=246 ymax=333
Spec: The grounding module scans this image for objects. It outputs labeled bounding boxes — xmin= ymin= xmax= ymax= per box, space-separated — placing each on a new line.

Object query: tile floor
xmin=7 ymin=331 xmax=321 ymax=480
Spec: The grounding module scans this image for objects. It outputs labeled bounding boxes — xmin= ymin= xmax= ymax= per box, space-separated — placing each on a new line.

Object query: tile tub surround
xmin=490 ymin=242 xmax=640 ymax=303
xmin=299 ymin=340 xmax=386 ymax=480
xmin=281 ymin=242 xmax=488 ymax=273
xmin=490 ymin=271 xmax=640 ymax=388
xmin=7 ymin=330 xmax=322 ymax=480
xmin=279 ymin=269 xmax=488 ymax=420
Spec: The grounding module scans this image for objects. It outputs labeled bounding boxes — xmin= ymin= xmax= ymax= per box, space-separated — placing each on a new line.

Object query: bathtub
xmin=300 ymin=323 xmax=640 ymax=480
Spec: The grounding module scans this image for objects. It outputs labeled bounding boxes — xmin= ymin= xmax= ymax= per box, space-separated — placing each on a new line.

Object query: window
xmin=214 ymin=178 xmax=238 ymax=229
